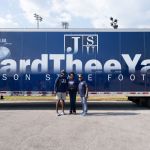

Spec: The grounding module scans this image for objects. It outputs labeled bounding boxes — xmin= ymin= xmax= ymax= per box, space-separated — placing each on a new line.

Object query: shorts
xmin=56 ymin=92 xmax=66 ymax=101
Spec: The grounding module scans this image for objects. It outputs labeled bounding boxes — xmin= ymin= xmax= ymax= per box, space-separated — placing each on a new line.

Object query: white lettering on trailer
xmin=141 ymin=74 xmax=146 ymax=80
xmin=71 ymin=37 xmax=80 ymax=54
xmin=2 ymin=74 xmax=7 ymax=80
xmin=0 ymin=38 xmax=7 ymax=43
xmin=118 ymin=74 xmax=123 ymax=81
xmin=85 ymin=59 xmax=102 ymax=73
xmin=20 ymin=59 xmax=30 ymax=73
xmin=0 ymin=59 xmax=17 ymax=73
xmin=0 ymin=54 xmax=150 ymax=74
xmin=14 ymin=74 xmax=19 ymax=80
xmin=31 ymin=54 xmax=48 ymax=73
xmin=141 ymin=59 xmax=150 ymax=73
xmin=130 ymin=74 xmax=135 ymax=81
xmin=49 ymin=54 xmax=65 ymax=72
xmin=122 ymin=54 xmax=141 ymax=73
xmin=25 ymin=74 xmax=30 ymax=80
xmin=46 ymin=74 xmax=51 ymax=80
xmin=104 ymin=59 xmax=121 ymax=73
xmin=66 ymin=54 xmax=82 ymax=73
xmin=88 ymin=74 xmax=93 ymax=81
xmin=0 ymin=73 xmax=149 ymax=82
xmin=108 ymin=74 xmax=112 ymax=81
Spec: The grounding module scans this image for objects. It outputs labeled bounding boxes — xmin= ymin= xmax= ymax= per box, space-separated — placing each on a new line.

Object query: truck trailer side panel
xmin=0 ymin=30 xmax=150 ymax=93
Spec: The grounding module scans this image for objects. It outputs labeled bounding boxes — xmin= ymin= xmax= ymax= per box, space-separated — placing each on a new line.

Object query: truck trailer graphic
xmin=0 ymin=29 xmax=150 ymax=97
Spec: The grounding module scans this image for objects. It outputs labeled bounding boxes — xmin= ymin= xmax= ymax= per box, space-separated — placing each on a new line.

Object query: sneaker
xmin=60 ymin=112 xmax=65 ymax=115
xmin=80 ymin=112 xmax=84 ymax=115
xmin=82 ymin=113 xmax=87 ymax=116
xmin=57 ymin=113 xmax=61 ymax=116
xmin=69 ymin=112 xmax=72 ymax=115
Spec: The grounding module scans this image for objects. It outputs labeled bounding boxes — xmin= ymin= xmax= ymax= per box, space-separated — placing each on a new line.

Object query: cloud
xmin=19 ymin=0 xmax=70 ymax=27
xmin=0 ymin=14 xmax=19 ymax=28
xmin=18 ymin=0 xmax=150 ymax=28
xmin=19 ymin=0 xmax=48 ymax=23
xmin=64 ymin=0 xmax=150 ymax=28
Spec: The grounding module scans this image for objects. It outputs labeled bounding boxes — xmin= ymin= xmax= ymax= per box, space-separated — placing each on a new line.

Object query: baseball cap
xmin=60 ymin=70 xmax=66 ymax=76
xmin=78 ymin=74 xmax=83 ymax=78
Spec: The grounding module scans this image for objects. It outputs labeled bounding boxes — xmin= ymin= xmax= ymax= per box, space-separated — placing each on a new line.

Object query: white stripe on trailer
xmin=0 ymin=91 xmax=150 ymax=97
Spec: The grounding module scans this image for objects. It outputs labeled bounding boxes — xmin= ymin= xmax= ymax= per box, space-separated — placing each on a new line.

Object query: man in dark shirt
xmin=68 ymin=72 xmax=78 ymax=114
xmin=78 ymin=74 xmax=88 ymax=116
xmin=54 ymin=70 xmax=68 ymax=116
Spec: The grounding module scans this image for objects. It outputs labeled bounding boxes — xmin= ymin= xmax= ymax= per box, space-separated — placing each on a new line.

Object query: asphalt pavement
xmin=0 ymin=101 xmax=150 ymax=150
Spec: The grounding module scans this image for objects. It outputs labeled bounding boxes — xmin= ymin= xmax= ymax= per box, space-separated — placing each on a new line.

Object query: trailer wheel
xmin=134 ymin=100 xmax=140 ymax=105
xmin=147 ymin=100 xmax=150 ymax=108
xmin=128 ymin=97 xmax=136 ymax=103
xmin=128 ymin=97 xmax=140 ymax=105
xmin=139 ymin=98 xmax=147 ymax=107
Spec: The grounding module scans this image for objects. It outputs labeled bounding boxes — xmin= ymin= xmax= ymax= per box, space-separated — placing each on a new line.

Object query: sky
xmin=0 ymin=0 xmax=150 ymax=28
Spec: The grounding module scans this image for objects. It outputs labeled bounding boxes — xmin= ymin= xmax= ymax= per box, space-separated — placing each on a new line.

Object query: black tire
xmin=147 ymin=100 xmax=150 ymax=108
xmin=139 ymin=98 xmax=147 ymax=107
xmin=128 ymin=97 xmax=140 ymax=105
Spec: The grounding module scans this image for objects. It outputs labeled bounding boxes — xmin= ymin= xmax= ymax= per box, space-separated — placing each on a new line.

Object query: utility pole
xmin=34 ymin=13 xmax=43 ymax=29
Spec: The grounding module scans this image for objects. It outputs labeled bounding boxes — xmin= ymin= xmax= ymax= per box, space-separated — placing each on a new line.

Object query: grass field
xmin=2 ymin=95 xmax=128 ymax=101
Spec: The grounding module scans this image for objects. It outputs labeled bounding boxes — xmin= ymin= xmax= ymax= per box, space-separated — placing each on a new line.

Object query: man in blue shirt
xmin=78 ymin=74 xmax=88 ymax=116
xmin=54 ymin=70 xmax=68 ymax=116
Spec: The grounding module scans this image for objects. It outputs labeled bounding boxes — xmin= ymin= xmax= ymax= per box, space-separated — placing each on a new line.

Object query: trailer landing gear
xmin=0 ymin=95 xmax=4 ymax=100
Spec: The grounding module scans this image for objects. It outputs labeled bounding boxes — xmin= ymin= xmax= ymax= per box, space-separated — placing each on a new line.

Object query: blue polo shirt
xmin=78 ymin=80 xmax=88 ymax=97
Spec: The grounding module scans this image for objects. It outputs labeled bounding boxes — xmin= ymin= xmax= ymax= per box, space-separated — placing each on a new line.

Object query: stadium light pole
xmin=34 ymin=13 xmax=43 ymax=29
xmin=61 ymin=21 xmax=69 ymax=29
xmin=110 ymin=17 xmax=118 ymax=29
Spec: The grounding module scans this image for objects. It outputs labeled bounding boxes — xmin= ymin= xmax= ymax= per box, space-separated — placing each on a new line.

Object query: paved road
xmin=0 ymin=101 xmax=150 ymax=150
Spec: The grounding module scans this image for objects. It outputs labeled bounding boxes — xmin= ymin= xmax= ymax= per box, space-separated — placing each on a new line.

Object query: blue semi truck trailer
xmin=0 ymin=29 xmax=150 ymax=107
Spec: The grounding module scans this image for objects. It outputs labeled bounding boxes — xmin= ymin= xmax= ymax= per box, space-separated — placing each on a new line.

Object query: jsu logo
xmin=64 ymin=34 xmax=98 ymax=54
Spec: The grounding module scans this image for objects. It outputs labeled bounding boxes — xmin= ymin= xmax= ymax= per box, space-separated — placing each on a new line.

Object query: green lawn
xmin=2 ymin=95 xmax=128 ymax=101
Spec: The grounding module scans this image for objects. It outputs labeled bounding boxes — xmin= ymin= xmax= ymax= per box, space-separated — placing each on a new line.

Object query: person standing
xmin=68 ymin=72 xmax=78 ymax=114
xmin=54 ymin=70 xmax=68 ymax=116
xmin=78 ymin=74 xmax=88 ymax=116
